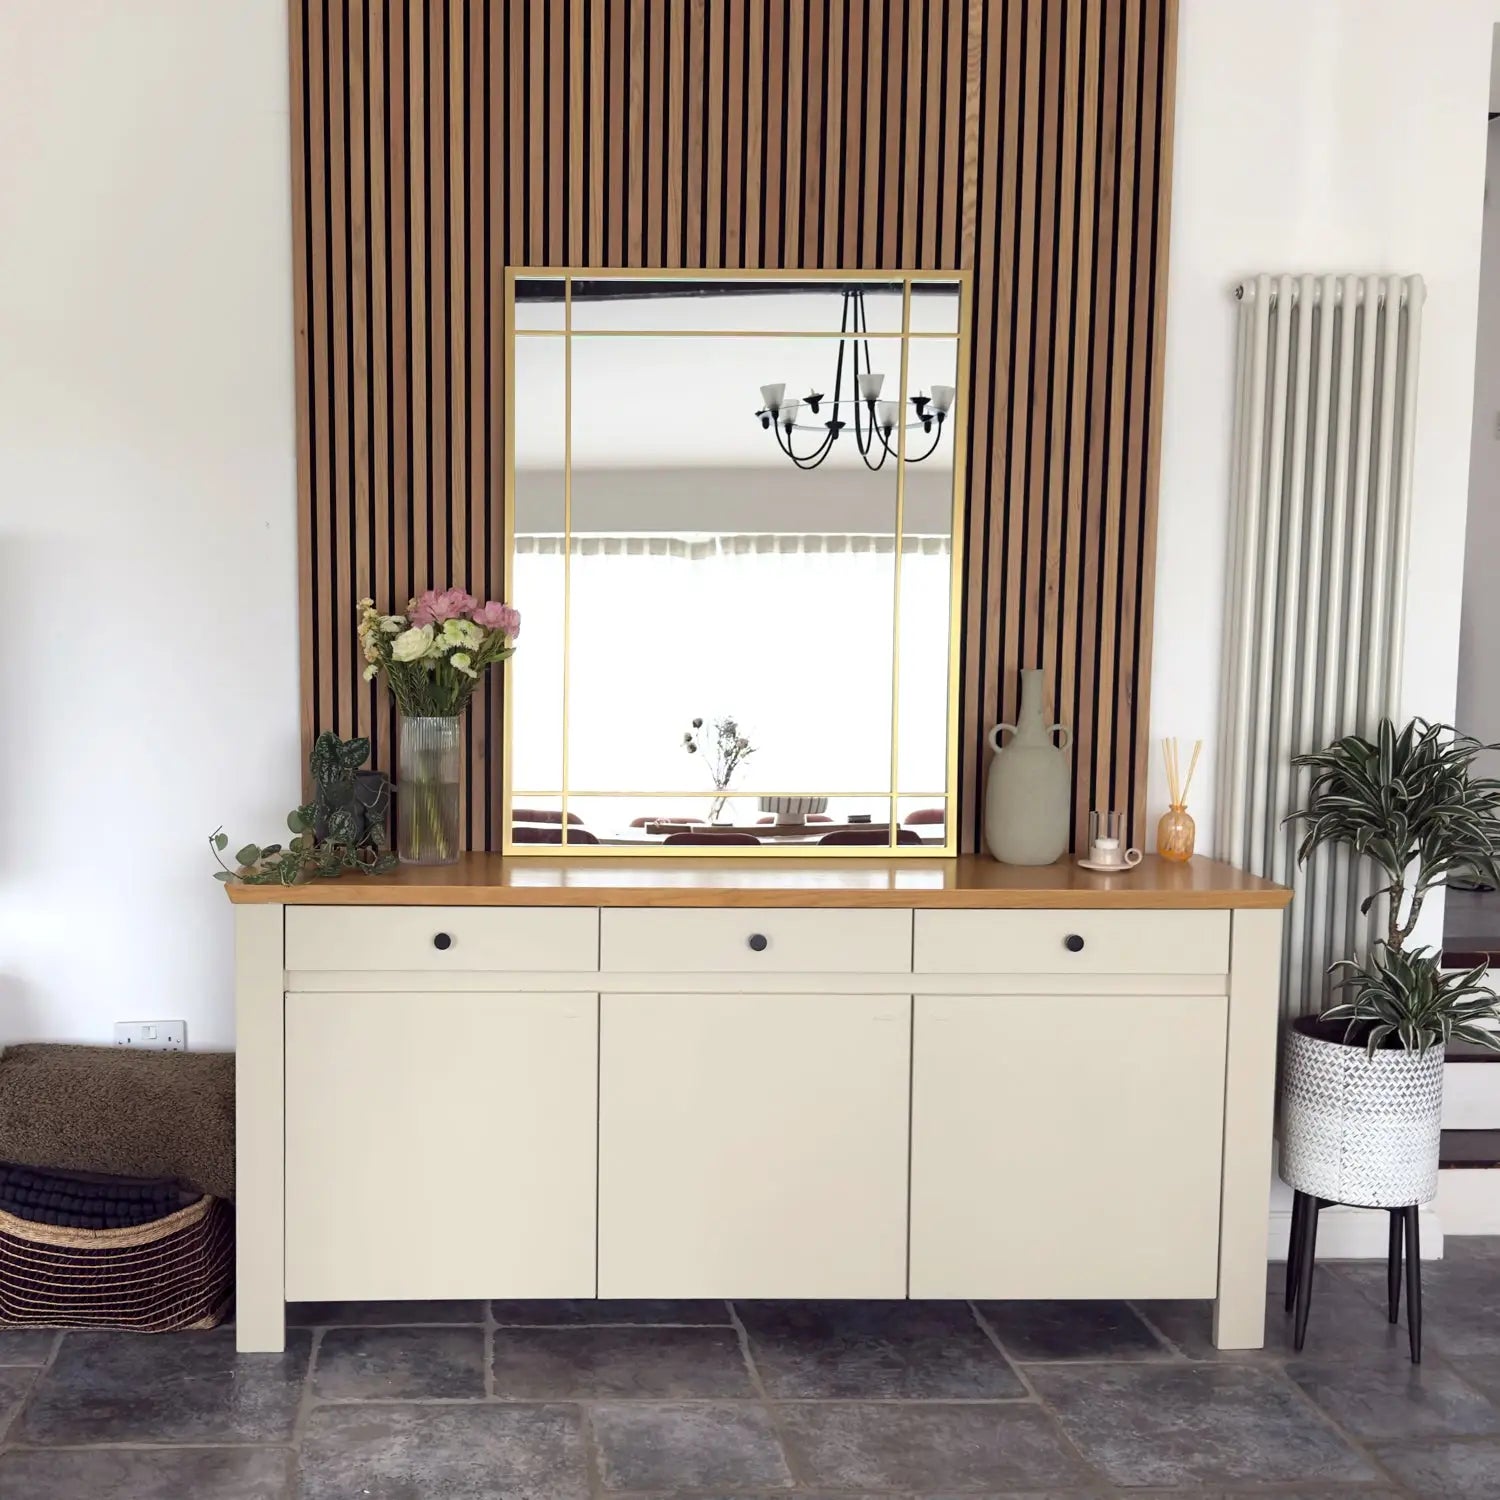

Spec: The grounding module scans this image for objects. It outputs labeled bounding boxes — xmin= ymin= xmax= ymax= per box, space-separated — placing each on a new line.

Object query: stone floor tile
xmin=0 ymin=1446 xmax=294 ymax=1499
xmin=589 ymin=1401 xmax=791 ymax=1491
xmin=1289 ymin=1357 xmax=1500 ymax=1440
xmin=1450 ymin=1354 xmax=1500 ymax=1404
xmin=490 ymin=1298 xmax=730 ymax=1325
xmin=0 ymin=1368 xmax=35 ymax=1439
xmin=737 ymin=1300 xmax=1025 ymax=1399
xmin=1371 ymin=1437 xmax=1500 ymax=1497
xmin=776 ymin=1402 xmax=1094 ymax=1493
xmin=0 ymin=1328 xmax=58 ymax=1365
xmin=1338 ymin=1248 xmax=1500 ymax=1357
xmin=976 ymin=1299 xmax=1171 ymax=1362
xmin=1138 ymin=1273 xmax=1413 ymax=1362
xmin=492 ymin=1325 xmax=754 ymax=1399
xmin=20 ymin=1330 xmax=309 ymax=1445
xmin=287 ymin=1298 xmax=484 ymax=1326
xmin=1028 ymin=1361 xmax=1377 ymax=1488
xmin=314 ymin=1325 xmax=486 ymax=1400
xmin=299 ymin=1402 xmax=588 ymax=1500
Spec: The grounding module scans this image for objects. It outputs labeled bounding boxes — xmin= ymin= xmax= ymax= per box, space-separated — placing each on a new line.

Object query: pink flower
xmin=409 ymin=587 xmax=477 ymax=627
xmin=471 ymin=600 xmax=521 ymax=639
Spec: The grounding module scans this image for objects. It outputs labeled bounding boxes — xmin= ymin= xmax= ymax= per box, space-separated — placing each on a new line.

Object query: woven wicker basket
xmin=0 ymin=1194 xmax=233 ymax=1332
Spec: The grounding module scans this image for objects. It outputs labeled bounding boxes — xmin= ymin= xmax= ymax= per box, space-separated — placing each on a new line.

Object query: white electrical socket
xmin=114 ymin=1020 xmax=186 ymax=1051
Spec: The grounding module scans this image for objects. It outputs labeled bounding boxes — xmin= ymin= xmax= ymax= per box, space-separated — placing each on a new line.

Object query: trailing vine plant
xmin=211 ymin=733 xmax=397 ymax=886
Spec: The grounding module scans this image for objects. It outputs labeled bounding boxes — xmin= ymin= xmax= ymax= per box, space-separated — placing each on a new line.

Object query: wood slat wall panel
xmin=291 ymin=0 xmax=1178 ymax=854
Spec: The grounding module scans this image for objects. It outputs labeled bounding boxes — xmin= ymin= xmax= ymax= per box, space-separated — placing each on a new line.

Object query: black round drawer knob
xmin=747 ymin=933 xmax=769 ymax=952
xmin=1064 ymin=933 xmax=1085 ymax=953
xmin=433 ymin=932 xmax=453 ymax=951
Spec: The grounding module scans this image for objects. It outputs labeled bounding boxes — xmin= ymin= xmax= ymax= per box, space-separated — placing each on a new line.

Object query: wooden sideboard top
xmin=224 ymin=854 xmax=1291 ymax=909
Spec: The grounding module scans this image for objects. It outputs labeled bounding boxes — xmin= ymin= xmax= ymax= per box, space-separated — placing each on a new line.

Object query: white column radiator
xmin=1216 ymin=273 xmax=1426 ymax=1017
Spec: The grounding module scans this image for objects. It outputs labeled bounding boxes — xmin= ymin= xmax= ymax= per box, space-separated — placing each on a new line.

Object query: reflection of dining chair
xmin=819 ymin=828 xmax=924 ymax=845
xmin=756 ymin=813 xmax=834 ymax=824
xmin=511 ymin=824 xmax=599 ymax=843
xmin=902 ymin=808 xmax=945 ymax=826
xmin=663 ymin=831 xmax=761 ymax=845
xmin=513 ymin=808 xmax=584 ymax=825
xmin=630 ymin=816 xmax=707 ymax=828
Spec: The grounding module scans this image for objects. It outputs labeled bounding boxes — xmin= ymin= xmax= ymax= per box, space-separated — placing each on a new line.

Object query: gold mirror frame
xmin=501 ymin=267 xmax=970 ymax=857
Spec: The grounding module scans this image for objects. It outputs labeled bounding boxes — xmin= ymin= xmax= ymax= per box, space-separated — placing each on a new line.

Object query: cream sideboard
xmin=229 ymin=855 xmax=1289 ymax=1354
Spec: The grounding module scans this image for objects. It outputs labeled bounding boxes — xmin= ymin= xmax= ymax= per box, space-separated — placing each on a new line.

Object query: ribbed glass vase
xmin=397 ymin=714 xmax=461 ymax=865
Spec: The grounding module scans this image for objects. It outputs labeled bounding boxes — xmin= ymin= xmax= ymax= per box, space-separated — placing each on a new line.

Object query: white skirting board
xmin=1265 ymin=1169 xmax=1500 ymax=1255
xmin=1267 ymin=1200 xmax=1444 ymax=1260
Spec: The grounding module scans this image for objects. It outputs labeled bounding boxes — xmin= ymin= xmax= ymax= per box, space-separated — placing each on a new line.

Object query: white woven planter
xmin=757 ymin=796 xmax=829 ymax=826
xmin=1279 ymin=1018 xmax=1445 ymax=1208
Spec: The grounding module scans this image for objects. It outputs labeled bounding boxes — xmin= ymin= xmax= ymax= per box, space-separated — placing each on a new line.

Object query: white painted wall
xmin=1456 ymin=117 xmax=1500 ymax=779
xmin=0 ymin=1 xmax=299 ymax=1049
xmin=1152 ymin=0 xmax=1500 ymax=953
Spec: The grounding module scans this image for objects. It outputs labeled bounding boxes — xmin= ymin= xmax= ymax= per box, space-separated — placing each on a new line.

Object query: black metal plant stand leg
xmin=1286 ymin=1189 xmax=1423 ymax=1362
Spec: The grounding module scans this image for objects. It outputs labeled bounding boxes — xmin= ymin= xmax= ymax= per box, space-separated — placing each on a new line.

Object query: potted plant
xmin=1282 ymin=719 xmax=1500 ymax=1207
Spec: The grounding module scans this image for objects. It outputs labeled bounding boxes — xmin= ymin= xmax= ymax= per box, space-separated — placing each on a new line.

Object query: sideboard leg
xmin=235 ymin=903 xmax=286 ymax=1353
xmin=1212 ymin=908 xmax=1283 ymax=1351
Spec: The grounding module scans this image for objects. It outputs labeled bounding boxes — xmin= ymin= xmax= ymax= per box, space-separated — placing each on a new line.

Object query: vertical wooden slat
xmin=704 ymin=0 xmax=725 ymax=268
xmin=569 ymin=0 xmax=586 ymax=265
xmin=428 ymin=0 xmax=449 ymax=589
xmin=608 ymin=0 xmax=626 ymax=265
xmin=685 ymin=0 xmax=706 ymax=265
xmin=723 ymin=0 xmax=745 ymax=267
xmin=819 ymin=0 xmax=844 ymax=270
xmin=291 ymin=0 xmax=1179 ymax=853
xmin=328 ymin=0 xmax=351 ymax=740
xmin=761 ymin=0 xmax=784 ymax=270
xmin=290 ymin=0 xmax=315 ymax=792
xmin=1133 ymin=0 xmax=1179 ymax=850
xmin=666 ymin=0 xmax=685 ymax=265
xmin=508 ymin=3 xmax=525 ymax=263
xmin=1059 ymin=0 xmax=1101 ymax=844
xmin=589 ymin=0 xmax=606 ymax=263
xmin=407 ymin=0 xmax=428 ymax=599
xmin=369 ymin=0 xmax=390 ymax=770
xmin=643 ymin=0 xmax=665 ymax=266
xmin=959 ymin=0 xmax=998 ymax=848
xmin=782 ymin=1 xmax=804 ymax=271
xmin=349 ymin=0 xmax=372 ymax=751
xmin=1098 ymin=0 xmax=1140 ymax=827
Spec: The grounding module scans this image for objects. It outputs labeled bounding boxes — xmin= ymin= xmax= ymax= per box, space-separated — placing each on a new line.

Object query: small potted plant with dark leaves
xmin=1283 ymin=720 xmax=1500 ymax=1209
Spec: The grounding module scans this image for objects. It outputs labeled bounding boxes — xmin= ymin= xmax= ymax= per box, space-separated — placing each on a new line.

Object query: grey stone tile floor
xmin=2 ymin=1242 xmax=1500 ymax=1497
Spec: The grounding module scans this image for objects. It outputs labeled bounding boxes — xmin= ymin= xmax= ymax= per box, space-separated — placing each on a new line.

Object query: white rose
xmin=391 ymin=624 xmax=434 ymax=662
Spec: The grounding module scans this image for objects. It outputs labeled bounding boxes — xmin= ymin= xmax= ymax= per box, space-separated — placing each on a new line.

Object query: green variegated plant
xmin=1324 ymin=944 xmax=1500 ymax=1057
xmin=1287 ymin=718 xmax=1500 ymax=1052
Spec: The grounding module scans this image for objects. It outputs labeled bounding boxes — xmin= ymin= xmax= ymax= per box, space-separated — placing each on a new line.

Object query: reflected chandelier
xmin=753 ymin=287 xmax=955 ymax=471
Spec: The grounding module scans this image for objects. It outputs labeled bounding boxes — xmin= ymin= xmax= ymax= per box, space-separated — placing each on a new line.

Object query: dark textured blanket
xmin=0 ymin=1045 xmax=234 ymax=1201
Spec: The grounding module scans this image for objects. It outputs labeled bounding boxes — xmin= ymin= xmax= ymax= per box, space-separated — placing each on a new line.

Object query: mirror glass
xmin=507 ymin=274 xmax=963 ymax=852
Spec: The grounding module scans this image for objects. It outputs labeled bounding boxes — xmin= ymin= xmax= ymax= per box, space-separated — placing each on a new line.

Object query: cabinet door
xmin=910 ymin=993 xmax=1227 ymax=1300
xmin=285 ymin=991 xmax=597 ymax=1301
xmin=599 ymin=992 xmax=910 ymax=1298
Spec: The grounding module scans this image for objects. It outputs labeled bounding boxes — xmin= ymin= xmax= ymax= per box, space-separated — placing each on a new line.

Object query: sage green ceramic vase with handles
xmin=984 ymin=668 xmax=1072 ymax=864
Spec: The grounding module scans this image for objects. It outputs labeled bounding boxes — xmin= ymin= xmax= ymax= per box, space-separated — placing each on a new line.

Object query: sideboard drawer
xmin=914 ymin=910 xmax=1230 ymax=975
xmin=285 ymin=906 xmax=599 ymax=972
xmin=600 ymin=908 xmax=913 ymax=974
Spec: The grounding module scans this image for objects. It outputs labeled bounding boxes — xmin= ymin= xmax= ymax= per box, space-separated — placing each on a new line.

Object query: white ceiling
xmin=513 ymin=287 xmax=963 ymax=469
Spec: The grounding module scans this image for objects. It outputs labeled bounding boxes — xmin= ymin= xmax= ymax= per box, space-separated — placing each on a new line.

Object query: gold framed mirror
xmin=502 ymin=269 xmax=968 ymax=855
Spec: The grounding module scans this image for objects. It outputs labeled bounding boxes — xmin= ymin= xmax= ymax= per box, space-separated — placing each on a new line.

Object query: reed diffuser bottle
xmin=1157 ymin=736 xmax=1201 ymax=863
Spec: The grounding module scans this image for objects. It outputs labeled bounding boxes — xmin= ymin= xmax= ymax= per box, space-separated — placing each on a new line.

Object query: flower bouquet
xmin=358 ymin=589 xmax=521 ymax=864
xmin=682 ymin=715 xmax=755 ymax=823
